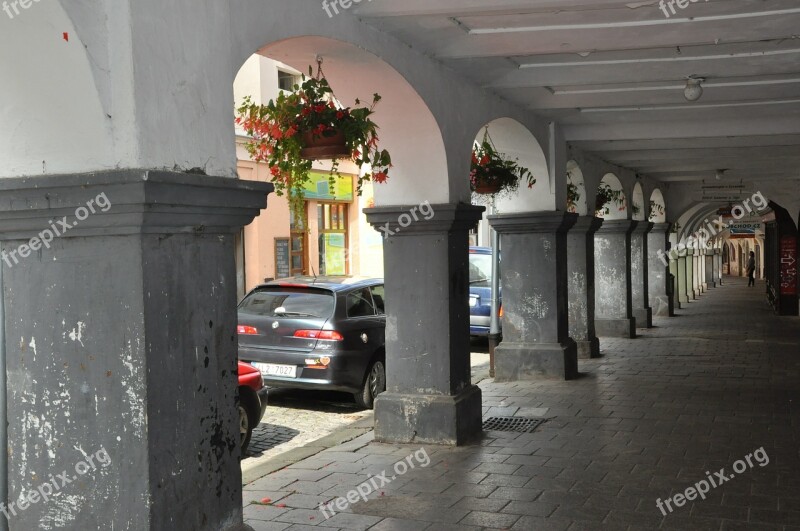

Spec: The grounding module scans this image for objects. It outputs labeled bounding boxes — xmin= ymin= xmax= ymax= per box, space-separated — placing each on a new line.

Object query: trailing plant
xmin=649 ymin=201 xmax=665 ymax=221
xmin=235 ymin=60 xmax=392 ymax=221
xmin=632 ymin=202 xmax=642 ymax=216
xmin=566 ymin=181 xmax=581 ymax=213
xmin=470 ymin=130 xmax=536 ymax=195
xmin=595 ymin=183 xmax=625 ymax=216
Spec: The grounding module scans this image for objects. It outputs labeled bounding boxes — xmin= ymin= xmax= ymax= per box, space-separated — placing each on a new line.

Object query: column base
xmin=374 ymin=385 xmax=482 ymax=446
xmin=595 ymin=318 xmax=636 ymax=338
xmin=494 ymin=340 xmax=578 ymax=381
xmin=575 ymin=338 xmax=601 ymax=359
xmin=652 ymin=295 xmax=671 ymax=317
xmin=633 ymin=307 xmax=653 ymax=328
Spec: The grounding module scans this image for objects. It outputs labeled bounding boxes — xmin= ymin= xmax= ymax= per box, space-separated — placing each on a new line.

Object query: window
xmin=346 ymin=288 xmax=376 ymax=318
xmin=469 ymin=253 xmax=493 ymax=288
xmin=370 ymin=285 xmax=385 ymax=315
xmin=278 ymin=70 xmax=298 ymax=92
xmin=239 ymin=288 xmax=335 ymax=319
xmin=317 ymin=202 xmax=348 ymax=275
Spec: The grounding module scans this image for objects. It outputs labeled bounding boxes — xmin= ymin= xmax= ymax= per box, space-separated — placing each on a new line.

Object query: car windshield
xmin=239 ymin=288 xmax=335 ymax=319
xmin=469 ymin=253 xmax=493 ymax=287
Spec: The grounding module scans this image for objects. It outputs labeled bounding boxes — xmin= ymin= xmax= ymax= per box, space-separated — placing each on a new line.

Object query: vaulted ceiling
xmin=353 ymin=0 xmax=800 ymax=184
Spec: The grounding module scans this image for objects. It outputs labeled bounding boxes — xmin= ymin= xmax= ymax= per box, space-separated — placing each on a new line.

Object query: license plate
xmin=252 ymin=363 xmax=297 ymax=378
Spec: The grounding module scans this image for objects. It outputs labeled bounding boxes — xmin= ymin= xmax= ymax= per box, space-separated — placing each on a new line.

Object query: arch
xmin=566 ymin=160 xmax=588 ymax=216
xmin=252 ymin=37 xmax=449 ymax=206
xmin=596 ymin=173 xmax=627 ymax=220
xmin=631 ymin=183 xmax=645 ymax=221
xmin=649 ymin=189 xmax=667 ymax=223
xmin=470 ymin=118 xmax=551 ymax=213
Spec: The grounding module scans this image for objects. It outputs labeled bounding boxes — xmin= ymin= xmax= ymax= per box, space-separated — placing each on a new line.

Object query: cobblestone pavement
xmin=244 ymin=389 xmax=371 ymax=462
xmin=243 ymin=352 xmax=491 ymax=464
xmin=243 ymin=277 xmax=800 ymax=530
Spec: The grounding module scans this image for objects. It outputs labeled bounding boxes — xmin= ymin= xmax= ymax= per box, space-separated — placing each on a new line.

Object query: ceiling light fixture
xmin=684 ymin=75 xmax=705 ymax=101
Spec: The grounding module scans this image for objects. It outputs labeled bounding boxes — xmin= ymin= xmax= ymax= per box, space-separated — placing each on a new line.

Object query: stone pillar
xmin=705 ymin=251 xmax=716 ymax=288
xmin=677 ymin=255 xmax=690 ymax=305
xmin=488 ymin=212 xmax=578 ymax=380
xmin=669 ymin=260 xmax=681 ymax=310
xmin=648 ymin=224 xmax=673 ymax=317
xmin=715 ymin=250 xmax=723 ymax=285
xmin=686 ymin=250 xmax=697 ymax=299
xmin=693 ymin=251 xmax=702 ymax=297
xmin=631 ymin=222 xmax=654 ymax=328
xmin=594 ymin=220 xmax=637 ymax=338
xmin=566 ymin=216 xmax=603 ymax=359
xmin=0 ymin=171 xmax=270 ymax=531
xmin=699 ymin=252 xmax=706 ymax=291
xmin=366 ymin=204 xmax=483 ymax=445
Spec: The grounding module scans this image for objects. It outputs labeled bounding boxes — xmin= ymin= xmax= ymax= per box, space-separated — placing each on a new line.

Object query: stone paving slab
xmin=245 ymin=277 xmax=800 ymax=530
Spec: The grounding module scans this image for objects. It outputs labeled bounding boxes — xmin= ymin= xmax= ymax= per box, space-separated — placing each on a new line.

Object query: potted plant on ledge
xmin=235 ymin=61 xmax=392 ymax=220
xmin=470 ymin=131 xmax=536 ymax=196
xmin=595 ymin=183 xmax=625 ymax=216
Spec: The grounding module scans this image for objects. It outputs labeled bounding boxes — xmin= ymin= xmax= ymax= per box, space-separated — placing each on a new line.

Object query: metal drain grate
xmin=483 ymin=417 xmax=548 ymax=433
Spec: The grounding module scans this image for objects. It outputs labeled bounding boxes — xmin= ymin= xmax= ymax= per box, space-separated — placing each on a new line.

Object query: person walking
xmin=746 ymin=251 xmax=756 ymax=287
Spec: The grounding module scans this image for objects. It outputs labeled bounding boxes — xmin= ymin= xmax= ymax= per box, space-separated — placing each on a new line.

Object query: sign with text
xmin=780 ymin=236 xmax=797 ymax=296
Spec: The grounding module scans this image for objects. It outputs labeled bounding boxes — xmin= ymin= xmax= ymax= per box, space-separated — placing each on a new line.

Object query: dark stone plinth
xmin=489 ymin=212 xmax=578 ymax=380
xmin=0 ymin=170 xmax=271 ymax=530
xmin=594 ymin=220 xmax=637 ymax=338
xmin=365 ymin=203 xmax=484 ymax=445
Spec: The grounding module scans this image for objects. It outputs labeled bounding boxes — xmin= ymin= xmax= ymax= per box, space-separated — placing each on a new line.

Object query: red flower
xmin=336 ymin=111 xmax=345 ymax=119
xmin=270 ymin=166 xmax=281 ymax=176
xmin=373 ymin=171 xmax=389 ymax=184
xmin=285 ymin=126 xmax=298 ymax=138
xmin=301 ymin=108 xmax=311 ymax=116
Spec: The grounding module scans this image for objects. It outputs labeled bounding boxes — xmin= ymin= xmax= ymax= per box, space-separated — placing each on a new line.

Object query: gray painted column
xmin=677 ymin=255 xmax=690 ymax=305
xmin=489 ymin=212 xmax=578 ymax=380
xmin=715 ymin=250 xmax=724 ymax=285
xmin=594 ymin=220 xmax=637 ymax=338
xmin=365 ymin=204 xmax=483 ymax=445
xmin=705 ymin=251 xmax=716 ymax=288
xmin=669 ymin=259 xmax=681 ymax=310
xmin=648 ymin=224 xmax=673 ymax=317
xmin=566 ymin=216 xmax=603 ymax=359
xmin=0 ymin=171 xmax=270 ymax=531
xmin=692 ymin=251 xmax=701 ymax=298
xmin=631 ymin=222 xmax=654 ymax=328
xmin=684 ymin=251 xmax=696 ymax=300
xmin=700 ymin=251 xmax=708 ymax=291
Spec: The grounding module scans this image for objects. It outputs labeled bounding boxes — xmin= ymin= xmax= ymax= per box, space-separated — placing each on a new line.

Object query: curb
xmin=242 ymin=415 xmax=374 ymax=485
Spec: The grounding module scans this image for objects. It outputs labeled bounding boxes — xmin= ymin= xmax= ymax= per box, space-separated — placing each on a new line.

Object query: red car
xmin=238 ymin=361 xmax=269 ymax=454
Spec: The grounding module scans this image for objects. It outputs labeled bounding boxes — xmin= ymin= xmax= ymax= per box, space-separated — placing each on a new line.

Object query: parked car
xmin=237 ymin=277 xmax=386 ymax=409
xmin=469 ymin=246 xmax=502 ymax=337
xmin=237 ymin=361 xmax=269 ymax=454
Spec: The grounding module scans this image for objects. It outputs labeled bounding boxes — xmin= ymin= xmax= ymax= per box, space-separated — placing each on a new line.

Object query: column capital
xmin=596 ymin=219 xmax=637 ymax=235
xmin=365 ymin=202 xmax=484 ymax=236
xmin=632 ymin=221 xmax=654 ymax=235
xmin=569 ymin=215 xmax=604 ymax=235
xmin=488 ymin=211 xmax=577 ymax=234
xmin=650 ymin=222 xmax=671 ymax=233
xmin=0 ymin=170 xmax=272 ymax=239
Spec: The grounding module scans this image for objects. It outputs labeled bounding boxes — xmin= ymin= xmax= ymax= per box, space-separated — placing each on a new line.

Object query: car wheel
xmin=355 ymin=360 xmax=386 ymax=409
xmin=239 ymin=402 xmax=253 ymax=455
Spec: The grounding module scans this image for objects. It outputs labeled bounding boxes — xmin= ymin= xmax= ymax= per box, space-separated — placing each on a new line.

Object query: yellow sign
xmin=302 ymin=172 xmax=354 ymax=202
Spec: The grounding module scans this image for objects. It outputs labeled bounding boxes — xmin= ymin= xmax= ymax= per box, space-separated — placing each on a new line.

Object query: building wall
xmin=234 ymin=55 xmax=384 ymax=294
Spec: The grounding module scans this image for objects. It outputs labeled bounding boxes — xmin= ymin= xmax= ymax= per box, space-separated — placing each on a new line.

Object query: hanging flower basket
xmin=470 ymin=129 xmax=536 ymax=196
xmin=235 ymin=59 xmax=392 ymax=222
xmin=299 ymin=129 xmax=349 ymax=160
xmin=474 ymin=181 xmax=505 ymax=195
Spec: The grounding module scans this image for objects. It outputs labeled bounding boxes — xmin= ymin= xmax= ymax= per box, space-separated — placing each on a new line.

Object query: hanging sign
xmin=780 ymin=236 xmax=797 ymax=296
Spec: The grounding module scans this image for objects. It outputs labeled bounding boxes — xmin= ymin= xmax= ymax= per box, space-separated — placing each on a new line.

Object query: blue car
xmin=469 ymin=247 xmax=501 ymax=337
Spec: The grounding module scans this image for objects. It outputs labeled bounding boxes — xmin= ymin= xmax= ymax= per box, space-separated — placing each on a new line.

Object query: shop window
xmin=317 ymin=203 xmax=348 ymax=276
